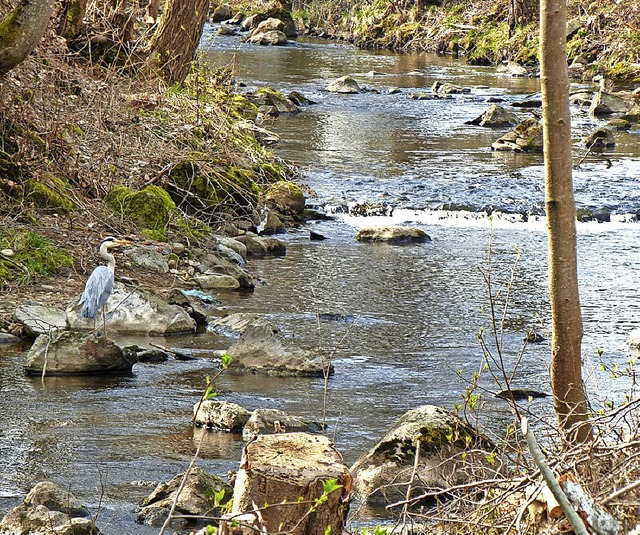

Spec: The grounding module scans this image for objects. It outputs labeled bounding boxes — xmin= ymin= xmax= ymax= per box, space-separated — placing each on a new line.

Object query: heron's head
xmin=100 ymin=236 xmax=133 ymax=250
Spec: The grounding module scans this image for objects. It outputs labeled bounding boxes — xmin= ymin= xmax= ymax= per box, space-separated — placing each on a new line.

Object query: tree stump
xmin=220 ymin=432 xmax=351 ymax=535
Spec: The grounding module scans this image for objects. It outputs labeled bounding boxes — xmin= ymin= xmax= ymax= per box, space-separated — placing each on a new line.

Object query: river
xmin=1 ymin=25 xmax=639 ymax=533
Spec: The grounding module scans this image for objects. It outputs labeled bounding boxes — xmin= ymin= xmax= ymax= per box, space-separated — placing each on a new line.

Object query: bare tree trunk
xmin=148 ymin=0 xmax=209 ymax=84
xmin=0 ymin=0 xmax=55 ymax=75
xmin=540 ymin=0 xmax=592 ymax=444
xmin=58 ymin=0 xmax=87 ymax=41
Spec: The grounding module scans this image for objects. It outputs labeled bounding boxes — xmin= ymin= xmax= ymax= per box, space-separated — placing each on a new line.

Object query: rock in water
xmin=0 ymin=481 xmax=99 ymax=535
xmin=491 ymin=117 xmax=543 ymax=152
xmin=325 ymin=75 xmax=361 ymax=94
xmin=222 ymin=433 xmax=351 ymax=535
xmin=583 ymin=127 xmax=616 ymax=148
xmin=193 ymin=399 xmax=252 ymax=432
xmin=355 ymin=226 xmax=431 ymax=244
xmin=350 ymin=405 xmax=494 ymax=504
xmin=66 ymin=282 xmax=196 ymax=335
xmin=24 ymin=331 xmax=136 ymax=376
xmin=226 ymin=318 xmax=328 ymax=376
xmin=136 ymin=468 xmax=232 ymax=527
xmin=465 ymin=104 xmax=520 ymax=127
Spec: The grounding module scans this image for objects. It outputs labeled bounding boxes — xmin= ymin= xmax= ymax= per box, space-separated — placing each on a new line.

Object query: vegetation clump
xmin=0 ymin=230 xmax=73 ymax=287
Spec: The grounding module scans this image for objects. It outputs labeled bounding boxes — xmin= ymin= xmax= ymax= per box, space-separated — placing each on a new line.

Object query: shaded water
xmin=1 ymin=28 xmax=640 ymax=532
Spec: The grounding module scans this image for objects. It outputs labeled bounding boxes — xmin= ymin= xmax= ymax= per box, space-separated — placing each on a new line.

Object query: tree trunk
xmin=58 ymin=0 xmax=87 ymax=41
xmin=0 ymin=0 xmax=55 ymax=76
xmin=221 ymin=433 xmax=351 ymax=535
xmin=540 ymin=0 xmax=591 ymax=443
xmin=147 ymin=0 xmax=209 ymax=84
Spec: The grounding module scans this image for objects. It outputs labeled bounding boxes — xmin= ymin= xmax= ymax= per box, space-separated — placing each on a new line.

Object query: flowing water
xmin=1 ymin=26 xmax=640 ymax=532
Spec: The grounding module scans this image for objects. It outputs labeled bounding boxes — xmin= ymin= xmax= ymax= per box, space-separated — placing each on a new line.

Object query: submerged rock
xmin=66 ymin=282 xmax=196 ymax=335
xmin=14 ymin=303 xmax=67 ymax=338
xmin=24 ymin=331 xmax=136 ymax=376
xmin=355 ymin=226 xmax=431 ymax=244
xmin=0 ymin=481 xmax=98 ymax=535
xmin=465 ymin=104 xmax=520 ymax=127
xmin=242 ymin=408 xmax=324 ymax=440
xmin=325 ymin=75 xmax=361 ymax=94
xmin=227 ymin=318 xmax=328 ymax=376
xmin=491 ymin=118 xmax=543 ymax=152
xmin=350 ymin=405 xmax=494 ymax=504
xmin=193 ymin=399 xmax=252 ymax=431
xmin=136 ymin=468 xmax=232 ymax=527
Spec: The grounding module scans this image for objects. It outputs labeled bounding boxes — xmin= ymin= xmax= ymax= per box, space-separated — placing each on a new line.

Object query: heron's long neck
xmin=100 ymin=244 xmax=116 ymax=272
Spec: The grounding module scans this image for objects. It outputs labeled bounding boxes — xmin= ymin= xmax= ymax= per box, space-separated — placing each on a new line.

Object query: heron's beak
xmin=114 ymin=239 xmax=134 ymax=247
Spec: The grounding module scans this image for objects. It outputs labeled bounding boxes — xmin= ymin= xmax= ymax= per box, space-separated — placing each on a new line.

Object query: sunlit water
xmin=1 ymin=27 xmax=639 ymax=532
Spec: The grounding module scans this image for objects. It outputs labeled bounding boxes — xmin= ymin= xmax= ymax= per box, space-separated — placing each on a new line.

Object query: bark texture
xmin=147 ymin=0 xmax=208 ymax=84
xmin=0 ymin=0 xmax=55 ymax=75
xmin=223 ymin=432 xmax=351 ymax=535
xmin=58 ymin=0 xmax=87 ymax=41
xmin=540 ymin=0 xmax=592 ymax=443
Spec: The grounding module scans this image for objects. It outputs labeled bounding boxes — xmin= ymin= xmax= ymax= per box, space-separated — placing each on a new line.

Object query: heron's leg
xmin=102 ymin=306 xmax=107 ymax=337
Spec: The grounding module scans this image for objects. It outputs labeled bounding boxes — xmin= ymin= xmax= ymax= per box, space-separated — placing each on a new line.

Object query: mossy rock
xmin=105 ymin=184 xmax=176 ymax=229
xmin=25 ymin=173 xmax=75 ymax=213
xmin=265 ymin=181 xmax=305 ymax=215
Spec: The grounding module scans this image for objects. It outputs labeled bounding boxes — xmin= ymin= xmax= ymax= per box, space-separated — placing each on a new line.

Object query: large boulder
xmin=24 ymin=331 xmax=136 ymax=376
xmin=242 ymin=408 xmax=323 ymax=440
xmin=66 ymin=282 xmax=196 ymax=335
xmin=194 ymin=274 xmax=241 ymax=290
xmin=123 ymin=245 xmax=169 ymax=273
xmin=265 ymin=180 xmax=306 ymax=215
xmin=589 ymin=91 xmax=632 ymax=116
xmin=210 ymin=312 xmax=260 ymax=336
xmin=248 ymin=88 xmax=299 ymax=114
xmin=355 ymin=226 xmax=431 ymax=244
xmin=465 ymin=104 xmax=520 ymax=127
xmin=14 ymin=303 xmax=67 ymax=338
xmin=491 ymin=117 xmax=543 ymax=152
xmin=193 ymin=399 xmax=252 ymax=431
xmin=325 ymin=76 xmax=361 ymax=94
xmin=350 ymin=405 xmax=494 ymax=504
xmin=0 ymin=481 xmax=98 ymax=535
xmin=227 ymin=318 xmax=328 ymax=376
xmin=136 ymin=468 xmax=232 ymax=527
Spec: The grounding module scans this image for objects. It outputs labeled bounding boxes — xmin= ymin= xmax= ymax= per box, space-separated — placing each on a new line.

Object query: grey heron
xmin=80 ymin=236 xmax=132 ymax=334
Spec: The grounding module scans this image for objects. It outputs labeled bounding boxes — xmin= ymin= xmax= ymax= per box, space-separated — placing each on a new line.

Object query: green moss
xmin=25 ymin=173 xmax=76 ymax=213
xmin=174 ymin=216 xmax=211 ymax=240
xmin=105 ymin=184 xmax=176 ymax=229
xmin=603 ymin=62 xmax=640 ymax=84
xmin=141 ymin=228 xmax=168 ymax=242
xmin=0 ymin=230 xmax=73 ymax=286
xmin=265 ymin=180 xmax=305 ymax=214
xmin=0 ymin=9 xmax=23 ymax=51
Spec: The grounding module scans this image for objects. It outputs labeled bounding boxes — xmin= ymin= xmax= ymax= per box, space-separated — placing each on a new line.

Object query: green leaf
xmin=321 ymin=478 xmax=343 ymax=495
xmin=214 ymin=488 xmax=226 ymax=507
xmin=221 ymin=352 xmax=233 ymax=369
